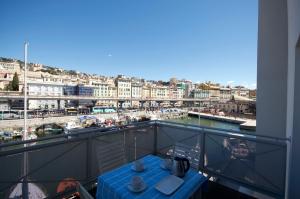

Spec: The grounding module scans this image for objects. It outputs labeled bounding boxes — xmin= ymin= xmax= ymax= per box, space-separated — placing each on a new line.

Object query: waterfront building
xmin=115 ymin=76 xmax=131 ymax=108
xmin=108 ymin=86 xmax=117 ymax=98
xmin=249 ymin=89 xmax=256 ymax=100
xmin=169 ymin=87 xmax=184 ymax=99
xmin=28 ymin=82 xmax=63 ymax=96
xmin=28 ymin=99 xmax=65 ymax=110
xmin=93 ymin=82 xmax=110 ymax=98
xmin=150 ymin=86 xmax=169 ymax=99
xmin=176 ymin=80 xmax=193 ymax=98
xmin=63 ymin=85 xmax=77 ymax=96
xmin=190 ymin=89 xmax=209 ymax=99
xmin=199 ymin=82 xmax=220 ymax=99
xmin=116 ymin=76 xmax=131 ymax=99
xmin=0 ymin=99 xmax=9 ymax=110
xmin=208 ymin=87 xmax=220 ymax=100
xmin=63 ymin=84 xmax=94 ymax=96
xmin=131 ymin=82 xmax=143 ymax=108
xmin=27 ymin=82 xmax=64 ymax=110
xmin=231 ymin=86 xmax=250 ymax=98
xmin=131 ymin=83 xmax=142 ymax=98
xmin=77 ymin=85 xmax=94 ymax=96
xmin=93 ymin=82 xmax=117 ymax=107
xmin=142 ymin=85 xmax=151 ymax=99
xmin=220 ymin=87 xmax=232 ymax=101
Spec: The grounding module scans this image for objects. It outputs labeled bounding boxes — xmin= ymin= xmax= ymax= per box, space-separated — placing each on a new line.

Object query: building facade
xmin=0 ymin=61 xmax=21 ymax=72
xmin=151 ymin=86 xmax=169 ymax=99
xmin=220 ymin=87 xmax=232 ymax=101
xmin=116 ymin=77 xmax=131 ymax=99
xmin=28 ymin=82 xmax=63 ymax=96
xmin=190 ymin=89 xmax=209 ymax=99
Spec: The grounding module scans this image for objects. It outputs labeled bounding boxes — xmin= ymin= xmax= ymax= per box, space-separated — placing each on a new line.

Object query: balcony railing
xmin=0 ymin=121 xmax=288 ymax=198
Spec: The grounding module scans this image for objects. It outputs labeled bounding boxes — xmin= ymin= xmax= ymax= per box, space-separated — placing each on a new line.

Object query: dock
xmin=188 ymin=111 xmax=256 ymax=131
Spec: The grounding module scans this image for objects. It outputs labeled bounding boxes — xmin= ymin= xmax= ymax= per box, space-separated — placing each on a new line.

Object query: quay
xmin=0 ymin=110 xmax=188 ymax=129
xmin=188 ymin=111 xmax=256 ymax=131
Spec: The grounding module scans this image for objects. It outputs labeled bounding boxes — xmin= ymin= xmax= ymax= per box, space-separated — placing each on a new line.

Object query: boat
xmin=64 ymin=121 xmax=83 ymax=134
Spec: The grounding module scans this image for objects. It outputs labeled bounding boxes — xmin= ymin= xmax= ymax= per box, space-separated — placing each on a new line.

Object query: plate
xmin=131 ymin=165 xmax=145 ymax=172
xmin=127 ymin=182 xmax=147 ymax=193
xmin=155 ymin=175 xmax=184 ymax=195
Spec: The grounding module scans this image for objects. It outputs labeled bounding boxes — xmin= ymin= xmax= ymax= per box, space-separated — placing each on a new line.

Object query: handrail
xmin=0 ymin=120 xmax=288 ymax=150
xmin=0 ymin=120 xmax=155 ymax=148
xmin=156 ymin=120 xmax=290 ymax=144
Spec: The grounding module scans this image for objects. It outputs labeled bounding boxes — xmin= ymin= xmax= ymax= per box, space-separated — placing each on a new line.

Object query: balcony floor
xmin=202 ymin=181 xmax=257 ymax=199
xmin=87 ymin=181 xmax=257 ymax=199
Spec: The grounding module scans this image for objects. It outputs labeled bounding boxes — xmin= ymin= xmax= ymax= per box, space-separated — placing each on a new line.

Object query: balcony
xmin=0 ymin=121 xmax=288 ymax=198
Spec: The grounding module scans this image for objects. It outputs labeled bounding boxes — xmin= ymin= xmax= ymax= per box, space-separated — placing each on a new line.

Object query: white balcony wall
xmin=258 ymin=0 xmax=300 ymax=198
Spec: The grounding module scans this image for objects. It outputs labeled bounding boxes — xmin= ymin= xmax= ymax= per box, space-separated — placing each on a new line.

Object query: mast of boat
xmin=22 ymin=42 xmax=29 ymax=199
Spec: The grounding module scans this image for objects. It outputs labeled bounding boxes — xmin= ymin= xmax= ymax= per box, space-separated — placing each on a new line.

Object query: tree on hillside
xmin=5 ymin=73 xmax=18 ymax=91
xmin=12 ymin=72 xmax=19 ymax=91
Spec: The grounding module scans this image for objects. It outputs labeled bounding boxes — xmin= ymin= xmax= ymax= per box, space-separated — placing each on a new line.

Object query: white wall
xmin=287 ymin=0 xmax=300 ymax=198
xmin=258 ymin=0 xmax=300 ymax=198
xmin=257 ymin=0 xmax=288 ymax=138
xmin=257 ymin=0 xmax=289 ymax=197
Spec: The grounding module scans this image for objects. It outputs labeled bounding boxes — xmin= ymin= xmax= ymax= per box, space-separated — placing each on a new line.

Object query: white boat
xmin=64 ymin=121 xmax=82 ymax=134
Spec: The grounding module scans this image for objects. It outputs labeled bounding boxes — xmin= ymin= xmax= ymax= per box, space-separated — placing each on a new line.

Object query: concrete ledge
xmin=188 ymin=111 xmax=256 ymax=131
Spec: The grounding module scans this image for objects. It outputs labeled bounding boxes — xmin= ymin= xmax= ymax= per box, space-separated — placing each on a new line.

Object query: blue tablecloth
xmin=96 ymin=155 xmax=207 ymax=199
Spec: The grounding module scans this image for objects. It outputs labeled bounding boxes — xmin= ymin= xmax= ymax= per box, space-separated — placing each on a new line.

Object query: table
xmin=96 ymin=155 xmax=207 ymax=199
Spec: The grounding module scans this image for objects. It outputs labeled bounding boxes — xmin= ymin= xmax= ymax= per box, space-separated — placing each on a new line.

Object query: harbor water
xmin=169 ymin=116 xmax=255 ymax=133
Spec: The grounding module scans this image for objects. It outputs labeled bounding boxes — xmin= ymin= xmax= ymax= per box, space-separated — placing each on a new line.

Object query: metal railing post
xmin=86 ymin=137 xmax=92 ymax=182
xmin=199 ymin=129 xmax=205 ymax=171
xmin=153 ymin=121 xmax=158 ymax=155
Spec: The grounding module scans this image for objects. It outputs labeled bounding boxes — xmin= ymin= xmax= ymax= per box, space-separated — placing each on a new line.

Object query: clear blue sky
xmin=0 ymin=0 xmax=258 ymax=88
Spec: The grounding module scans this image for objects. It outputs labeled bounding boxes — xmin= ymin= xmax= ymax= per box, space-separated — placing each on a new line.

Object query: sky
xmin=0 ymin=0 xmax=258 ymax=88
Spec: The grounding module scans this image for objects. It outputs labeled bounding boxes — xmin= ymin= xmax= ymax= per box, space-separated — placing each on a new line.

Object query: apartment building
xmin=190 ymin=89 xmax=209 ymax=99
xmin=131 ymin=83 xmax=142 ymax=98
xmin=220 ymin=87 xmax=232 ymax=101
xmin=93 ymin=82 xmax=110 ymax=98
xmin=150 ymin=86 xmax=169 ymax=99
xmin=27 ymin=82 xmax=64 ymax=110
xmin=0 ymin=61 xmax=21 ymax=72
xmin=169 ymin=88 xmax=184 ymax=99
xmin=116 ymin=77 xmax=131 ymax=99
xmin=142 ymin=85 xmax=151 ymax=99
xmin=231 ymin=87 xmax=250 ymax=98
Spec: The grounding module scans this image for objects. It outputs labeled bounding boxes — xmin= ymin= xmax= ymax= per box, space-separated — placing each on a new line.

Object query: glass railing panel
xmin=203 ymin=133 xmax=286 ymax=196
xmin=156 ymin=124 xmax=202 ymax=170
xmin=0 ymin=153 xmax=23 ymax=199
xmin=27 ymin=140 xmax=88 ymax=198
xmin=91 ymin=130 xmax=126 ymax=176
xmin=123 ymin=126 xmax=155 ymax=162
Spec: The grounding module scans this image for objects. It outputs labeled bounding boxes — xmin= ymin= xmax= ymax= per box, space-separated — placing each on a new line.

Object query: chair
xmin=76 ymin=183 xmax=94 ymax=199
